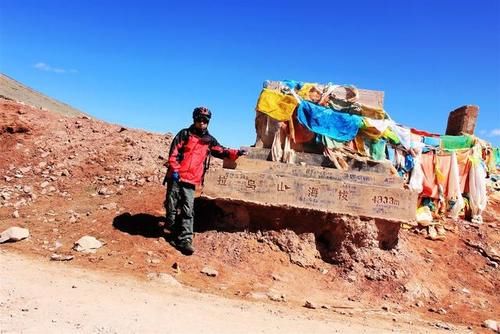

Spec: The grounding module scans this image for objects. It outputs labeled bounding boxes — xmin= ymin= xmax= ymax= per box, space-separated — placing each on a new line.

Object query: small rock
xmin=147 ymin=272 xmax=182 ymax=288
xmin=20 ymin=167 xmax=31 ymax=174
xmin=434 ymin=322 xmax=455 ymax=330
xmin=382 ymin=305 xmax=389 ymax=311
xmin=461 ymin=288 xmax=470 ymax=294
xmin=304 ymin=301 xmax=318 ymax=309
xmin=416 ymin=301 xmax=424 ymax=307
xmin=100 ymin=202 xmax=117 ymax=210
xmin=267 ymin=291 xmax=286 ymax=302
xmin=201 ymin=266 xmax=218 ymax=277
xmin=12 ymin=210 xmax=20 ymax=218
xmin=50 ymin=254 xmax=74 ymax=261
xmin=429 ymin=307 xmax=447 ymax=315
xmin=97 ymin=187 xmax=113 ymax=196
xmin=271 ymin=273 xmax=284 ymax=281
xmin=0 ymin=227 xmax=29 ymax=243
xmin=483 ymin=319 xmax=498 ymax=331
xmin=73 ymin=236 xmax=103 ymax=253
xmin=172 ymin=262 xmax=181 ymax=273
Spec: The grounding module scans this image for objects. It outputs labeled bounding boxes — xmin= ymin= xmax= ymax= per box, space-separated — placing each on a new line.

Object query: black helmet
xmin=192 ymin=106 xmax=212 ymax=120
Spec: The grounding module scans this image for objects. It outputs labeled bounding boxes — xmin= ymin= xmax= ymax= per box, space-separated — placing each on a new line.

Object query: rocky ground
xmin=0 ymin=98 xmax=499 ymax=333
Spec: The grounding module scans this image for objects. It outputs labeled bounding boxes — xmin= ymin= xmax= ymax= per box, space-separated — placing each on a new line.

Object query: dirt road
xmin=0 ymin=251 xmax=456 ymax=334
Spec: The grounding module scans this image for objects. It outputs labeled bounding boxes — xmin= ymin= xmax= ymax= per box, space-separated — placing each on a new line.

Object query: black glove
xmin=237 ymin=149 xmax=248 ymax=157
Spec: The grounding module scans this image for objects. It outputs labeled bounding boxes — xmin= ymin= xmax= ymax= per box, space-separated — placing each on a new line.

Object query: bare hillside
xmin=0 ymin=73 xmax=86 ymax=118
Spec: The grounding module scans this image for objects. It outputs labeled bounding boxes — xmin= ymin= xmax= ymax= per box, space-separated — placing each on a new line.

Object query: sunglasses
xmin=195 ymin=117 xmax=209 ymax=124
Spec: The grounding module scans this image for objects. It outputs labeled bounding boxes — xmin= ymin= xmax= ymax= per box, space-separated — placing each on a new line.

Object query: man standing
xmin=164 ymin=106 xmax=245 ymax=255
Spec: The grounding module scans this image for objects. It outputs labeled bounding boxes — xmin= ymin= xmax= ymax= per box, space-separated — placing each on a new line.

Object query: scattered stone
xmin=73 ymin=236 xmax=103 ymax=253
xmin=97 ymin=187 xmax=113 ymax=196
xmin=437 ymin=308 xmax=447 ymax=315
xmin=267 ymin=290 xmax=286 ymax=302
xmin=50 ymin=254 xmax=74 ymax=261
xmin=429 ymin=307 xmax=447 ymax=315
xmin=147 ymin=272 xmax=182 ymax=288
xmin=482 ymin=319 xmax=498 ymax=332
xmin=23 ymin=185 xmax=33 ymax=193
xmin=304 ymin=301 xmax=318 ymax=309
xmin=0 ymin=227 xmax=30 ymax=243
xmin=100 ymin=202 xmax=117 ymax=210
xmin=271 ymin=273 xmax=285 ymax=281
xmin=19 ymin=167 xmax=31 ymax=174
xmin=201 ymin=266 xmax=218 ymax=277
xmin=12 ymin=210 xmax=20 ymax=218
xmin=433 ymin=322 xmax=455 ymax=330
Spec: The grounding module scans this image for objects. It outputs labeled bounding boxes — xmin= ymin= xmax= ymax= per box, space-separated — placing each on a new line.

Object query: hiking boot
xmin=177 ymin=241 xmax=194 ymax=256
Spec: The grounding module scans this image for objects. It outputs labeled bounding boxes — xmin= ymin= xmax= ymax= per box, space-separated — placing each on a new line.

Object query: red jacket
xmin=167 ymin=125 xmax=239 ymax=186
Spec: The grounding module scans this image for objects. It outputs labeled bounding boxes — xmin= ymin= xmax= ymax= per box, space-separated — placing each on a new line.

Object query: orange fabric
xmin=354 ymin=134 xmax=367 ymax=155
xmin=420 ymin=150 xmax=471 ymax=199
xmin=455 ymin=149 xmax=471 ymax=193
xmin=291 ymin=111 xmax=315 ymax=144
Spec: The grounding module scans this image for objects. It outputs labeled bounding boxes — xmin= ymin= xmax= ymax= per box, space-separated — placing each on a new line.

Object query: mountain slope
xmin=0 ymin=73 xmax=86 ymax=117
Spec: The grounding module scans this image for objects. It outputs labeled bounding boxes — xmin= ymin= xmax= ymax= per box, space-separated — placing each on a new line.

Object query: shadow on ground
xmin=112 ymin=212 xmax=166 ymax=239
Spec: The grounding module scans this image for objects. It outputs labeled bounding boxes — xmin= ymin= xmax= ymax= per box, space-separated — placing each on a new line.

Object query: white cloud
xmin=34 ymin=62 xmax=77 ymax=74
xmin=489 ymin=128 xmax=500 ymax=137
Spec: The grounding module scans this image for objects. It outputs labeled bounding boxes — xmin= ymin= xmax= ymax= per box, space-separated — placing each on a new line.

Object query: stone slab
xmin=445 ymin=105 xmax=479 ymax=135
xmin=224 ymin=157 xmax=403 ymax=188
xmin=243 ymin=148 xmax=394 ymax=174
xmin=202 ymin=169 xmax=417 ymax=222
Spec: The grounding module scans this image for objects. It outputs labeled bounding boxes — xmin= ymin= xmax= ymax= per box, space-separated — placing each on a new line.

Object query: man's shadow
xmin=112 ymin=212 xmax=167 ymax=239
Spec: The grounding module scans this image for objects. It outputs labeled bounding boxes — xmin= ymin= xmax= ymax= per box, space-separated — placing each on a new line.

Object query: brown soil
xmin=0 ymin=98 xmax=498 ymax=332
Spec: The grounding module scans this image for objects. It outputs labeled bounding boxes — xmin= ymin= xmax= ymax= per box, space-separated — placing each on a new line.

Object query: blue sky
xmin=0 ymin=0 xmax=499 ymax=147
